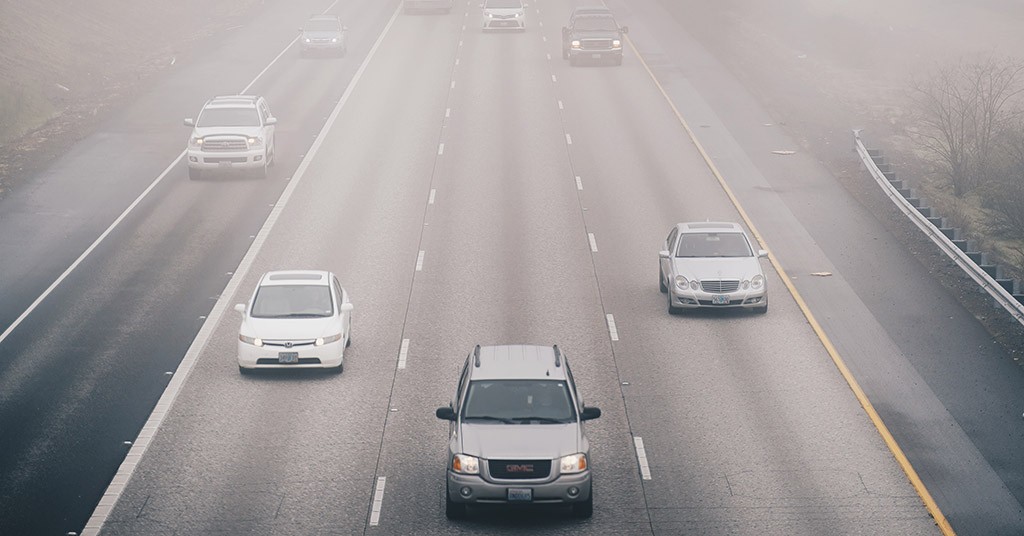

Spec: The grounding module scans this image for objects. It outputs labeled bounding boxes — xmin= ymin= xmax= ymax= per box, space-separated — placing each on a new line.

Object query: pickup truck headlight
xmin=612 ymin=39 xmax=621 ymax=47
xmin=560 ymin=453 xmax=588 ymax=474
xmin=239 ymin=334 xmax=263 ymax=347
xmin=452 ymin=454 xmax=480 ymax=475
xmin=304 ymin=37 xmax=311 ymax=43
xmin=315 ymin=334 xmax=342 ymax=346
xmin=571 ymin=40 xmax=581 ymax=49
xmin=331 ymin=37 xmax=338 ymax=43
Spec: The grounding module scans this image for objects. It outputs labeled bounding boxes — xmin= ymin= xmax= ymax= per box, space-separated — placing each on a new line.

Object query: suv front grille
xmin=202 ymin=138 xmax=248 ymax=152
xmin=488 ymin=459 xmax=551 ymax=480
xmin=581 ymin=38 xmax=613 ymax=50
xmin=700 ymin=280 xmax=740 ymax=293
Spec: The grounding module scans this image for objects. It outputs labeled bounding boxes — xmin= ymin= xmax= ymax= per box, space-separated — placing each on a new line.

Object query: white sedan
xmin=235 ymin=270 xmax=353 ymax=374
xmin=659 ymin=222 xmax=768 ymax=314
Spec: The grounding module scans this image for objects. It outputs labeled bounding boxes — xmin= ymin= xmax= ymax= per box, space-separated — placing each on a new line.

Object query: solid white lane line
xmin=416 ymin=250 xmax=425 ymax=271
xmin=80 ymin=1 xmax=392 ymax=534
xmin=588 ymin=233 xmax=597 ymax=252
xmin=633 ymin=437 xmax=652 ymax=480
xmin=606 ymin=314 xmax=619 ymax=341
xmin=565 ymin=133 xmax=572 ymax=145
xmin=398 ymin=339 xmax=410 ymax=369
xmin=438 ymin=143 xmax=445 ymax=155
xmin=575 ymin=175 xmax=583 ymax=190
xmin=428 ymin=188 xmax=436 ymax=204
xmin=369 ymin=476 xmax=387 ymax=526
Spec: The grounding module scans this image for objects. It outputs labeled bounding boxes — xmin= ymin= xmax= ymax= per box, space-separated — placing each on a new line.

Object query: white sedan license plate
xmin=278 ymin=352 xmax=299 ymax=364
xmin=507 ymin=488 xmax=532 ymax=502
xmin=711 ymin=294 xmax=729 ymax=305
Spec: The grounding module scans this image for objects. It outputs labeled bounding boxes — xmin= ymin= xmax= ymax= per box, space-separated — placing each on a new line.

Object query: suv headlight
xmin=247 ymin=137 xmax=264 ymax=147
xmin=571 ymin=39 xmax=581 ymax=49
xmin=304 ymin=37 xmax=311 ymax=43
xmin=189 ymin=137 xmax=203 ymax=148
xmin=612 ymin=39 xmax=621 ymax=47
xmin=452 ymin=454 xmax=480 ymax=474
xmin=560 ymin=453 xmax=588 ymax=474
xmin=750 ymin=274 xmax=764 ymax=289
xmin=315 ymin=334 xmax=342 ymax=346
xmin=239 ymin=334 xmax=263 ymax=347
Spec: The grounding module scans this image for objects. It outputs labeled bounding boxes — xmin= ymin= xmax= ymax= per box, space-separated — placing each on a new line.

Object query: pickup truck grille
xmin=202 ymin=138 xmax=248 ymax=152
xmin=580 ymin=38 xmax=613 ymax=50
xmin=700 ymin=280 xmax=740 ymax=293
xmin=489 ymin=459 xmax=551 ymax=480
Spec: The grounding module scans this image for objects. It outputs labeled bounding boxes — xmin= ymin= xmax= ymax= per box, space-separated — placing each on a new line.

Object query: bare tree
xmin=910 ymin=55 xmax=1024 ymax=197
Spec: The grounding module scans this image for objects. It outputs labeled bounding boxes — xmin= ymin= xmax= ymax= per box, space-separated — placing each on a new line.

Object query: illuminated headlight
xmin=750 ymin=275 xmax=765 ymax=289
xmin=452 ymin=454 xmax=480 ymax=474
xmin=741 ymin=280 xmax=750 ymax=290
xmin=315 ymin=334 xmax=342 ymax=346
xmin=331 ymin=37 xmax=338 ymax=43
xmin=239 ymin=334 xmax=263 ymax=347
xmin=189 ymin=137 xmax=203 ymax=148
xmin=304 ymin=38 xmax=311 ymax=43
xmin=514 ymin=12 xmax=521 ymax=17
xmin=560 ymin=453 xmax=588 ymax=474
xmin=247 ymin=137 xmax=264 ymax=147
xmin=486 ymin=12 xmax=494 ymax=18
xmin=612 ymin=39 xmax=621 ymax=47
xmin=571 ymin=40 xmax=581 ymax=49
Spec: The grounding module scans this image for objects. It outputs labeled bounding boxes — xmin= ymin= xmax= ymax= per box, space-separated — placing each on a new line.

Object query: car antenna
xmin=473 ymin=345 xmax=481 ymax=367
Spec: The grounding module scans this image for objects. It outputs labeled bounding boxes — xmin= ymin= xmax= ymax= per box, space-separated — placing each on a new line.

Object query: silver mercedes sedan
xmin=659 ymin=222 xmax=769 ymax=314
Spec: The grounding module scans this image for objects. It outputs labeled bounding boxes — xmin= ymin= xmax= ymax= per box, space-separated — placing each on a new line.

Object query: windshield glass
xmin=462 ymin=380 xmax=576 ymax=423
xmin=251 ymin=285 xmax=333 ymax=318
xmin=675 ymin=232 xmax=753 ymax=258
xmin=574 ymin=16 xmax=618 ymax=31
xmin=304 ymin=20 xmax=341 ymax=32
xmin=484 ymin=0 xmax=522 ymax=8
xmin=197 ymin=107 xmax=260 ymax=127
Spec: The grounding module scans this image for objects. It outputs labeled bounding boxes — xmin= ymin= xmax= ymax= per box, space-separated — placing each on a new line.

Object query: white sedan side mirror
xmin=758 ymin=249 xmax=768 ymax=258
xmin=234 ymin=303 xmax=246 ymax=314
xmin=340 ymin=303 xmax=354 ymax=312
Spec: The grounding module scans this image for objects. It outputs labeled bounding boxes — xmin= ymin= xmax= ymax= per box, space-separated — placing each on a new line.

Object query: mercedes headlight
xmin=560 ymin=453 xmax=588 ymax=474
xmin=750 ymin=274 xmax=764 ymax=289
xmin=452 ymin=454 xmax=480 ymax=474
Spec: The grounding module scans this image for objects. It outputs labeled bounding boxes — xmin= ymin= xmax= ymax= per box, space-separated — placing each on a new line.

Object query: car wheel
xmin=754 ymin=300 xmax=768 ymax=314
xmin=255 ymin=164 xmax=268 ymax=179
xmin=572 ymin=489 xmax=593 ymax=518
xmin=267 ymin=147 xmax=275 ymax=167
xmin=445 ymin=484 xmax=467 ymax=520
xmin=188 ymin=168 xmax=202 ymax=181
xmin=330 ymin=361 xmax=344 ymax=374
xmin=659 ymin=268 xmax=667 ymax=293
xmin=667 ymin=293 xmax=681 ymax=315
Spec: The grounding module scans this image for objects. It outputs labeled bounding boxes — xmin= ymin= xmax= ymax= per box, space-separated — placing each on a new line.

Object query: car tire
xmin=238 ymin=365 xmax=251 ymax=375
xmin=667 ymin=293 xmax=681 ymax=315
xmin=267 ymin=147 xmax=275 ymax=167
xmin=188 ymin=167 xmax=202 ymax=181
xmin=659 ymin=268 xmax=668 ymax=293
xmin=445 ymin=484 xmax=467 ymax=520
xmin=330 ymin=361 xmax=344 ymax=374
xmin=572 ymin=489 xmax=593 ymax=518
xmin=255 ymin=164 xmax=268 ymax=179
xmin=754 ymin=301 xmax=768 ymax=314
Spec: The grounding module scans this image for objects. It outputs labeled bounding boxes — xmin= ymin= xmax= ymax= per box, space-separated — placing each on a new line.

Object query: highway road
xmin=0 ymin=0 xmax=1022 ymax=534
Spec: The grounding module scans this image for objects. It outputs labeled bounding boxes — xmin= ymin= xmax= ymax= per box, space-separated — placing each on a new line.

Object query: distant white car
xmin=659 ymin=222 xmax=769 ymax=314
xmin=235 ymin=270 xmax=353 ymax=374
xmin=481 ymin=0 xmax=526 ymax=31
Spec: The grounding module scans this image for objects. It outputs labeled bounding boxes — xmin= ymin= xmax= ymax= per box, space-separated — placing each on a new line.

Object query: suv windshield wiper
xmin=463 ymin=415 xmax=516 ymax=424
xmin=513 ymin=416 xmax=570 ymax=424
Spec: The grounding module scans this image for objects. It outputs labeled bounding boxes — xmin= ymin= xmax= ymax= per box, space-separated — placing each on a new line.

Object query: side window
xmin=564 ymin=359 xmax=583 ymax=410
xmin=455 ymin=356 xmax=471 ymax=408
xmin=332 ymin=278 xmax=344 ymax=308
xmin=666 ymin=228 xmax=678 ymax=252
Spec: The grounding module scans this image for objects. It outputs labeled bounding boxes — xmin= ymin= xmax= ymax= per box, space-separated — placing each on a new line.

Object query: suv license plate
xmin=591 ymin=53 xmax=602 ymax=59
xmin=711 ymin=294 xmax=729 ymax=305
xmin=278 ymin=352 xmax=299 ymax=364
xmin=507 ymin=488 xmax=532 ymax=502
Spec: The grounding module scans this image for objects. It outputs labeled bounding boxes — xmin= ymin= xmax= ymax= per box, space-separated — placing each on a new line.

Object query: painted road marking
xmin=606 ymin=314 xmax=619 ymax=341
xmin=558 ymin=100 xmax=564 ymax=110
xmin=398 ymin=339 xmax=410 ymax=369
xmin=450 ymin=80 xmax=456 ymax=89
xmin=633 ymin=437 xmax=652 ymax=480
xmin=575 ymin=175 xmax=583 ymax=190
xmin=547 ymin=53 xmax=552 ymax=60
xmin=565 ymin=133 xmax=572 ymax=145
xmin=438 ymin=143 xmax=445 ymax=155
xmin=588 ymin=233 xmax=597 ymax=252
xmin=416 ymin=250 xmax=425 ymax=271
xmin=551 ymin=74 xmax=557 ymax=83
xmin=369 ymin=476 xmax=387 ymax=526
xmin=428 ymin=188 xmax=436 ymax=204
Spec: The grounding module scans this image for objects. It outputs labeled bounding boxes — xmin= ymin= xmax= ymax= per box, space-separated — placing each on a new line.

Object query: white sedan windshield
xmin=251 ymin=285 xmax=333 ymax=318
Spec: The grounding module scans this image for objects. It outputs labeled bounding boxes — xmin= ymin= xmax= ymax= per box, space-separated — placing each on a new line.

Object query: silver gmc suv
xmin=183 ymin=95 xmax=276 ymax=180
xmin=435 ymin=345 xmax=601 ymax=519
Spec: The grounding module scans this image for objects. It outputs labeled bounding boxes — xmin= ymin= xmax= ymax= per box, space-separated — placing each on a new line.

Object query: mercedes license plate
xmin=278 ymin=352 xmax=299 ymax=364
xmin=507 ymin=488 xmax=532 ymax=502
xmin=711 ymin=295 xmax=729 ymax=305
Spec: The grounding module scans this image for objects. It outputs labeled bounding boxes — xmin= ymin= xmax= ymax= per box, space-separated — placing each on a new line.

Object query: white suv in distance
xmin=480 ymin=0 xmax=526 ymax=31
xmin=235 ymin=270 xmax=353 ymax=374
xmin=659 ymin=222 xmax=769 ymax=314
xmin=184 ymin=95 xmax=276 ymax=180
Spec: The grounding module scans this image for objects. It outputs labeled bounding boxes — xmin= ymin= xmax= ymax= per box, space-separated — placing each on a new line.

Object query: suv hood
xmin=192 ymin=126 xmax=263 ymax=138
xmin=243 ymin=316 xmax=338 ymax=339
xmin=459 ymin=423 xmax=579 ymax=459
xmin=672 ymin=257 xmax=762 ymax=280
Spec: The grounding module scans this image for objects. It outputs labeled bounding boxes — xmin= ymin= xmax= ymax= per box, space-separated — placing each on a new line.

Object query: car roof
xmin=571 ymin=6 xmax=612 ymax=15
xmin=677 ymin=221 xmax=745 ymax=233
xmin=259 ymin=270 xmax=332 ymax=286
xmin=205 ymin=95 xmax=260 ymax=109
xmin=305 ymin=14 xmax=341 ymax=23
xmin=469 ymin=345 xmax=569 ymax=381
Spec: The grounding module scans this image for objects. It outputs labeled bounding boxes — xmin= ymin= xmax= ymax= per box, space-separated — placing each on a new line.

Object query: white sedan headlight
xmin=452 ymin=454 xmax=480 ymax=474
xmin=239 ymin=334 xmax=263 ymax=347
xmin=315 ymin=333 xmax=343 ymax=346
xmin=750 ymin=274 xmax=765 ymax=289
xmin=560 ymin=453 xmax=588 ymax=474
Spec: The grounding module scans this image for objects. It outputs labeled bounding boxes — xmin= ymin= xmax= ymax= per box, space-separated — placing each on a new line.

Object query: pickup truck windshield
xmin=574 ymin=16 xmax=619 ymax=31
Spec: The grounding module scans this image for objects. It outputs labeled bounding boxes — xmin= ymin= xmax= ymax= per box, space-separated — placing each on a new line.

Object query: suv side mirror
xmin=184 ymin=118 xmax=195 ymax=127
xmin=265 ymin=117 xmax=277 ymax=126
xmin=621 ymin=26 xmax=629 ymax=34
xmin=436 ymin=407 xmax=456 ymax=421
xmin=659 ymin=250 xmax=670 ymax=259
xmin=581 ymin=406 xmax=601 ymax=421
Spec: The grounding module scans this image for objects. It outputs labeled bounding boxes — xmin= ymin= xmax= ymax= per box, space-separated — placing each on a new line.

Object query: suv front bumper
xmin=187 ymin=148 xmax=266 ymax=171
xmin=446 ymin=470 xmax=591 ymax=504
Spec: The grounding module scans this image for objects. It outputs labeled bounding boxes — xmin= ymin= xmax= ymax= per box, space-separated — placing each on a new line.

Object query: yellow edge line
xmin=625 ymin=36 xmax=954 ymax=535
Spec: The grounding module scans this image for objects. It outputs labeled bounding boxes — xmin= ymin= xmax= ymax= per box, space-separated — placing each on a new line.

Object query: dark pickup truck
xmin=561 ymin=13 xmax=628 ymax=66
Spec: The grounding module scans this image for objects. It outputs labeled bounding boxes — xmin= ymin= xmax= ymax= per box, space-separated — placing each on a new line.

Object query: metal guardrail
xmin=853 ymin=129 xmax=1024 ymax=327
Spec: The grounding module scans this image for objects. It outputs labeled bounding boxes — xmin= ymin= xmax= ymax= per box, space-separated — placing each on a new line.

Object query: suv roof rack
xmin=553 ymin=344 xmax=562 ymax=367
xmin=473 ymin=344 xmax=481 ymax=367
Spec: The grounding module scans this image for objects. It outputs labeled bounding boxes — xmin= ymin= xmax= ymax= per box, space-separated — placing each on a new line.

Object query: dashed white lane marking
xmin=455 ymin=57 xmax=460 ymax=66
xmin=416 ymin=250 xmax=425 ymax=271
xmin=429 ymin=188 xmax=436 ymax=204
xmin=369 ymin=476 xmax=387 ymax=526
xmin=633 ymin=437 xmax=652 ymax=480
xmin=606 ymin=314 xmax=619 ymax=341
xmin=539 ymin=21 xmax=544 ymax=27
xmin=398 ymin=339 xmax=410 ymax=369
xmin=551 ymin=74 xmax=557 ymax=83
xmin=575 ymin=175 xmax=583 ymax=190
xmin=438 ymin=143 xmax=445 ymax=155
xmin=588 ymin=232 xmax=598 ymax=252
xmin=546 ymin=53 xmax=552 ymax=60
xmin=542 ymin=36 xmax=547 ymax=42
xmin=450 ymin=80 xmax=456 ymax=89
xmin=558 ymin=100 xmax=564 ymax=110
xmin=459 ymin=39 xmax=464 ymax=46
xmin=565 ymin=133 xmax=572 ymax=145
xmin=461 ymin=24 xmax=466 ymax=31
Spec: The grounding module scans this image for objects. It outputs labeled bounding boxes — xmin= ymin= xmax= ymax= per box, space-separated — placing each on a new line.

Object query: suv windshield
xmin=675 ymin=232 xmax=753 ymax=258
xmin=484 ymin=0 xmax=522 ymax=8
xmin=304 ymin=20 xmax=341 ymax=32
xmin=462 ymin=380 xmax=576 ymax=423
xmin=251 ymin=285 xmax=333 ymax=318
xmin=574 ymin=16 xmax=618 ymax=31
xmin=197 ymin=107 xmax=260 ymax=127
